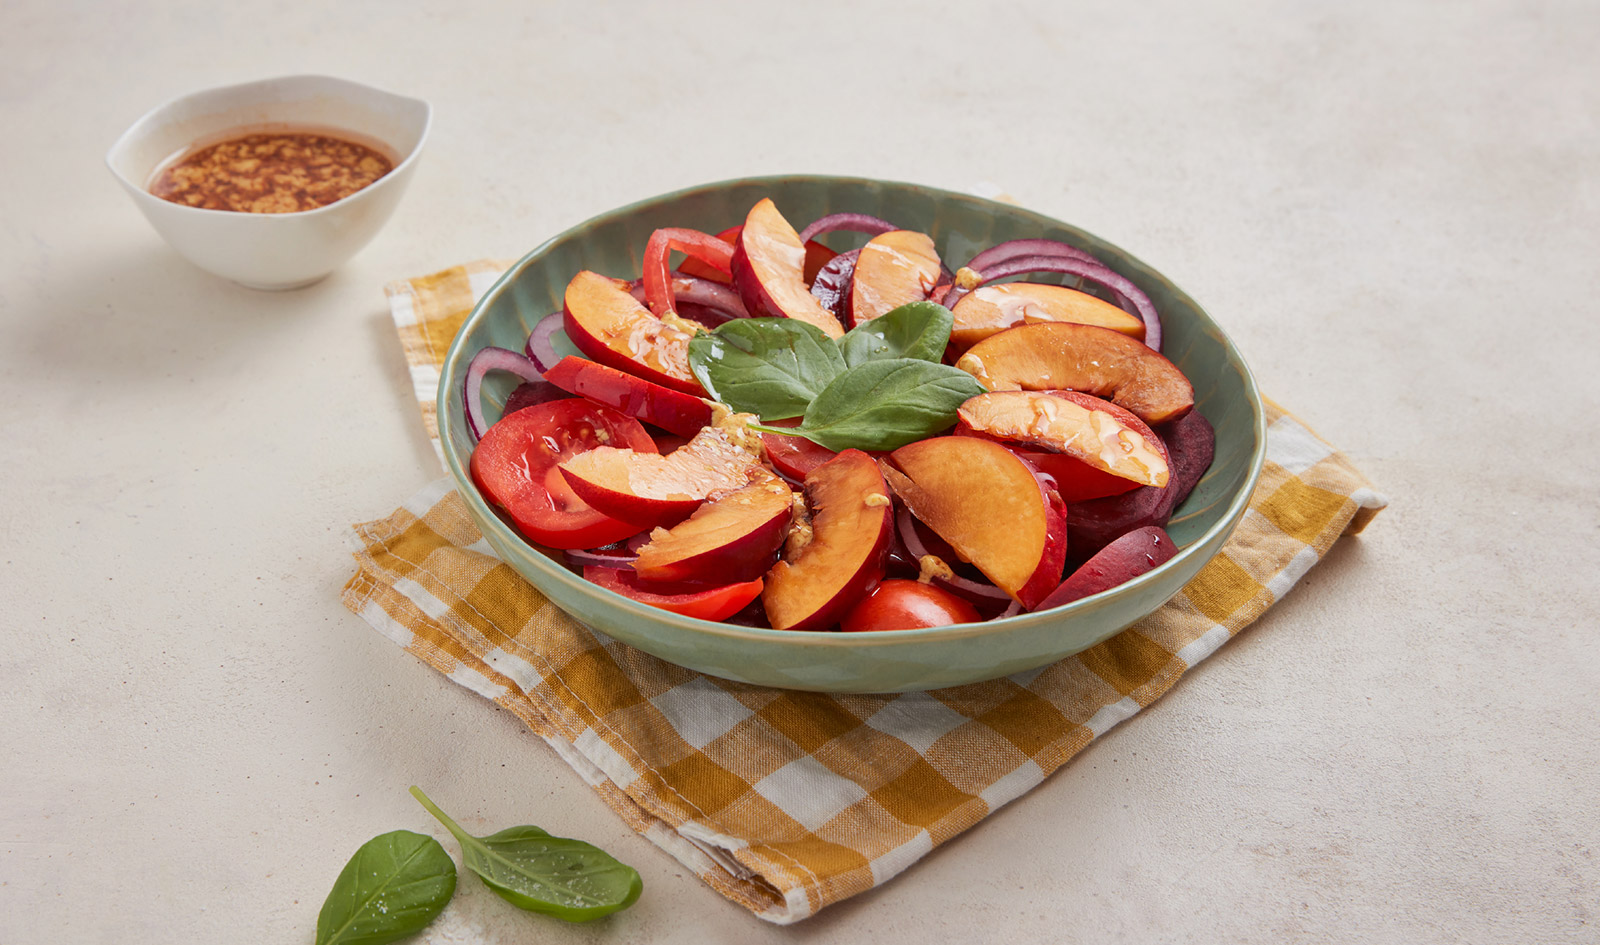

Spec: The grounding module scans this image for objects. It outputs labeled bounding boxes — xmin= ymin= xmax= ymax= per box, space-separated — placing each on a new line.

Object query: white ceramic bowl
xmin=106 ymin=75 xmax=431 ymax=290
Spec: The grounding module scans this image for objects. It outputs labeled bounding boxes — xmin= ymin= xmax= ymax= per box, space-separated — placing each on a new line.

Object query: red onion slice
xmin=995 ymin=599 xmax=1023 ymax=619
xmin=628 ymin=273 xmax=750 ymax=321
xmin=895 ymin=507 xmax=1011 ymax=603
xmin=944 ymin=254 xmax=1163 ymax=351
xmin=884 ymin=515 xmax=919 ymax=575
xmin=797 ymin=212 xmax=899 ymax=246
xmin=524 ymin=311 xmax=565 ymax=374
xmin=965 ymin=238 xmax=1102 ymax=273
xmin=564 ymin=548 xmax=638 ymax=570
xmin=668 ymin=274 xmax=748 ymax=318
xmin=673 ymin=301 xmax=736 ymax=329
xmin=464 ymin=346 xmax=547 ymax=442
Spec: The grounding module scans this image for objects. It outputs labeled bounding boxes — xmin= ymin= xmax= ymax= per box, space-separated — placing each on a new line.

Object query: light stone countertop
xmin=3 ymin=1 xmax=1596 ymax=942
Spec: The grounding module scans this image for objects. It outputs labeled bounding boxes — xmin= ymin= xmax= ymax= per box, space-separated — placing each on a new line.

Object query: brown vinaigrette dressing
xmin=147 ymin=123 xmax=398 ymax=213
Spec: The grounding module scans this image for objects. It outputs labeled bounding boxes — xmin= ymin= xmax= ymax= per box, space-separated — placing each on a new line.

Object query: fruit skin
xmin=763 ymin=450 xmax=894 ymax=632
xmin=730 ymin=198 xmax=846 ymax=339
xmin=631 ymin=476 xmax=795 ymax=584
xmin=558 ymin=427 xmax=764 ymax=530
xmin=1015 ymin=450 xmax=1143 ymax=503
xmin=562 ymin=270 xmax=705 ymax=395
xmin=948 ymin=282 xmax=1146 ymax=351
xmin=584 ymin=566 xmax=764 ymax=622
xmin=470 ymin=398 xmax=656 ymax=550
xmin=1019 ymin=485 xmax=1070 ymax=610
xmin=1032 ymin=526 xmax=1178 ymax=611
xmin=847 ymin=230 xmax=942 ymax=326
xmin=882 ymin=436 xmax=1068 ymax=610
xmin=542 ymin=355 xmax=713 ymax=438
xmin=956 ymin=389 xmax=1171 ymax=502
xmin=680 ymin=225 xmax=837 ymax=285
xmin=1066 ymin=409 xmax=1216 ymax=562
xmin=955 ymin=322 xmax=1194 ymax=424
xmin=840 ymin=579 xmax=981 ymax=632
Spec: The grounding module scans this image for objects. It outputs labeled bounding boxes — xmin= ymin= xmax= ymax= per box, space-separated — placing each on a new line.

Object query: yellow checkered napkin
xmin=345 ymin=262 xmax=1387 ymax=923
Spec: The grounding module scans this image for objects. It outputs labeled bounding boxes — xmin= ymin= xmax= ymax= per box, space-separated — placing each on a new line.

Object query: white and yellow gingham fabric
xmin=342 ymin=262 xmax=1386 ymax=923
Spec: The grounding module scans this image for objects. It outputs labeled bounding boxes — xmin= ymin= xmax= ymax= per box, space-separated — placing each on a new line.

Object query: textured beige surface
xmin=1 ymin=1 xmax=1596 ymax=942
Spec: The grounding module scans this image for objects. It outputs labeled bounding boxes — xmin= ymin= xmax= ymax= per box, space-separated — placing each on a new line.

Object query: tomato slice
xmin=583 ymin=566 xmax=764 ymax=621
xmin=470 ymin=398 xmax=656 ymax=549
xmin=759 ymin=418 xmax=840 ymax=482
xmin=759 ymin=418 xmax=891 ymax=483
xmin=678 ymin=226 xmax=837 ymax=285
xmin=642 ymin=227 xmax=736 ymax=317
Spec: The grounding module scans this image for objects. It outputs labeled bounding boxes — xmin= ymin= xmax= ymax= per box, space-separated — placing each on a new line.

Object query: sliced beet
xmin=809 ymin=248 xmax=859 ymax=322
xmin=1158 ymin=409 xmax=1216 ymax=510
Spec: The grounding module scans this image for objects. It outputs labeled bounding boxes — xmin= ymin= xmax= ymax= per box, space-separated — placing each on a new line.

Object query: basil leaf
xmin=838 ymin=301 xmax=954 ymax=367
xmin=688 ymin=318 xmax=844 ymax=420
xmin=764 ymin=358 xmax=987 ymax=451
xmin=411 ymin=786 xmax=642 ymax=923
xmin=316 ymin=830 xmax=456 ymax=945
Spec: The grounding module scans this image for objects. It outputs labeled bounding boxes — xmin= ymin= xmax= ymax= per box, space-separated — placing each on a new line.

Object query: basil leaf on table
xmin=688 ymin=318 xmax=844 ymax=420
xmin=757 ymin=358 xmax=987 ymax=451
xmin=838 ymin=301 xmax=954 ymax=367
xmin=315 ymin=829 xmax=457 ymax=945
xmin=411 ymin=786 xmax=643 ymax=923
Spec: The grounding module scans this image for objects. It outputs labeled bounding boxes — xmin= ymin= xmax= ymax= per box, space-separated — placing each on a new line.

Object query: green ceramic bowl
xmin=438 ymin=176 xmax=1265 ymax=693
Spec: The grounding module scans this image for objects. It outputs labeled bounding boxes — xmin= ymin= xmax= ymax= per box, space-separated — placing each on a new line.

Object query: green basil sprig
xmin=315 ymin=830 xmax=457 ymax=945
xmin=411 ymin=786 xmax=643 ymax=923
xmin=688 ymin=301 xmax=979 ymax=450
xmin=688 ymin=318 xmax=843 ymax=420
xmin=837 ymin=301 xmax=954 ymax=367
xmin=753 ymin=358 xmax=985 ymax=451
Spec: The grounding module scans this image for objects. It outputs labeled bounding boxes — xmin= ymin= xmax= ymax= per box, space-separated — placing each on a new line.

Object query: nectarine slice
xmin=763 ymin=450 xmax=894 ymax=632
xmin=957 ymin=390 xmax=1169 ymax=488
xmin=949 ymin=282 xmax=1145 ymax=350
xmin=542 ymin=356 xmax=713 ymax=438
xmin=1034 ymin=525 xmax=1177 ymax=611
xmin=848 ymin=230 xmax=942 ymax=325
xmin=955 ymin=322 xmax=1194 ymax=424
xmin=633 ymin=476 xmax=795 ymax=584
xmin=730 ymin=198 xmax=846 ymax=339
xmin=585 ymin=566 xmax=764 ymax=622
xmin=558 ymin=427 xmax=763 ymax=529
xmin=563 ymin=270 xmax=704 ymax=395
xmin=882 ymin=436 xmax=1067 ymax=609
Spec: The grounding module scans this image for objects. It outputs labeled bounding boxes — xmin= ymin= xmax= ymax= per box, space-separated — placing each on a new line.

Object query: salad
xmin=464 ymin=198 xmax=1214 ymax=633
